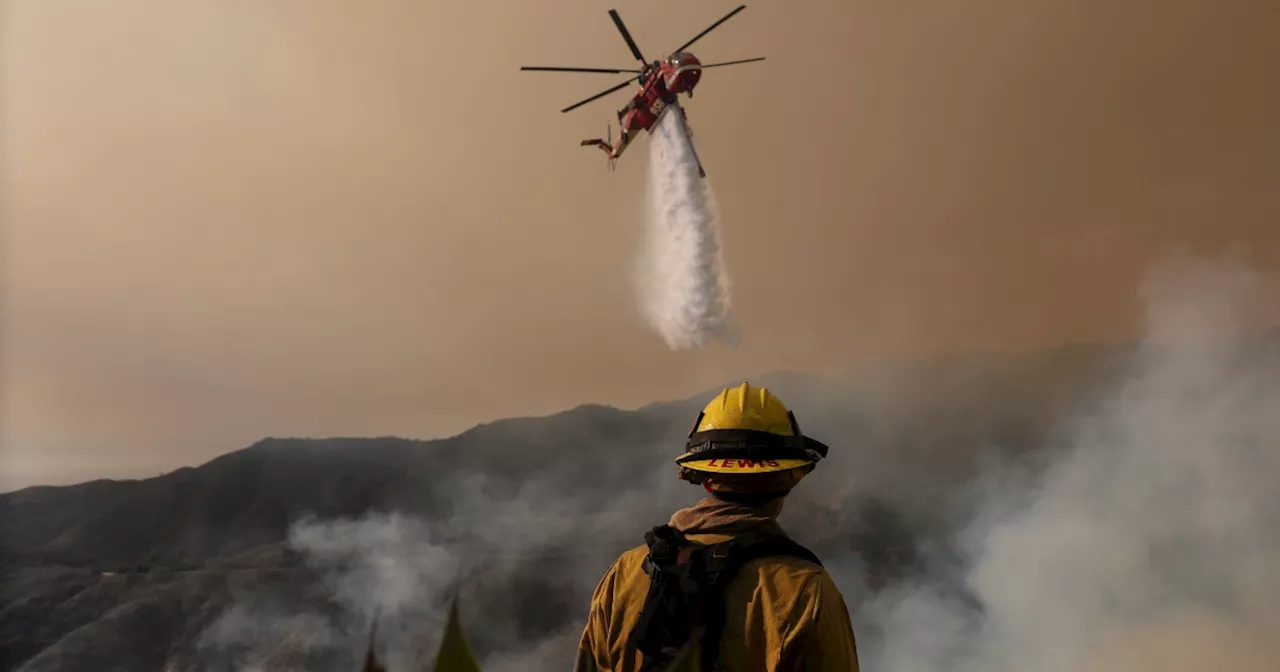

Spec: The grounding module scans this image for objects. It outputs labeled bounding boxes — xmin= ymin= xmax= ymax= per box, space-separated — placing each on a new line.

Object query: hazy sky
xmin=3 ymin=0 xmax=1277 ymax=490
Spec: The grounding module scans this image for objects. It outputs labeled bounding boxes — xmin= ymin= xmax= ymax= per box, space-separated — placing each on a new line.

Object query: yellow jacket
xmin=573 ymin=498 xmax=860 ymax=672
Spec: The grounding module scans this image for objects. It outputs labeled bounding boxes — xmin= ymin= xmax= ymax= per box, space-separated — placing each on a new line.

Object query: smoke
xmin=197 ymin=461 xmax=689 ymax=671
xmin=632 ymin=103 xmax=738 ymax=350
xmin=195 ymin=513 xmax=460 ymax=672
xmin=860 ymin=256 xmax=1280 ymax=672
xmin=286 ymin=513 xmax=459 ymax=622
xmin=196 ymin=255 xmax=1280 ymax=672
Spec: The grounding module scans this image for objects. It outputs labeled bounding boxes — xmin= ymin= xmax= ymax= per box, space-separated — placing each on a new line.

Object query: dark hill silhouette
xmin=0 ymin=340 xmax=1151 ymax=671
xmin=2 ymin=404 xmax=673 ymax=571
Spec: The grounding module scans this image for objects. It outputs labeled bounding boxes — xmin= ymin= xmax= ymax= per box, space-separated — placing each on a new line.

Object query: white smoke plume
xmin=633 ymin=103 xmax=738 ymax=350
xmin=198 ymin=466 xmax=686 ymax=671
xmin=860 ymin=256 xmax=1280 ymax=672
xmin=198 ymin=513 xmax=463 ymax=672
xmin=286 ymin=513 xmax=459 ymax=624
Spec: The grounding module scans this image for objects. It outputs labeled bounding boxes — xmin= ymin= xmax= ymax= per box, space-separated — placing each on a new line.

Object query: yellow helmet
xmin=676 ymin=382 xmax=828 ymax=494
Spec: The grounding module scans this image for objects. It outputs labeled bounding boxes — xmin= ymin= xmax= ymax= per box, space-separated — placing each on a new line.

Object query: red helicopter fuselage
xmin=616 ymin=52 xmax=704 ymax=135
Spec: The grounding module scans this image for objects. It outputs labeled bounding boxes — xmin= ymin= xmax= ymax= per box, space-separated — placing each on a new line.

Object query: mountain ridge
xmin=2 ymin=341 xmax=1135 ymax=570
xmin=8 ymin=336 xmax=1239 ymax=671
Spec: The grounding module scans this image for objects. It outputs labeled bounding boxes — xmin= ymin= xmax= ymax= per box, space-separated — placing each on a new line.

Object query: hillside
xmin=0 ymin=341 xmax=1136 ymax=671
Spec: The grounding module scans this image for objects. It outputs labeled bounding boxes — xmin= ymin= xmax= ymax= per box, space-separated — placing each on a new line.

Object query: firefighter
xmin=574 ymin=382 xmax=861 ymax=672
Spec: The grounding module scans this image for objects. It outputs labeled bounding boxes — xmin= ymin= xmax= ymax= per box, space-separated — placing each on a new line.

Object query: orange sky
xmin=3 ymin=0 xmax=1277 ymax=489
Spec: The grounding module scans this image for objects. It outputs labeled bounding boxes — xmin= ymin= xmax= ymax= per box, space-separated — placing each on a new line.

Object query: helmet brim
xmin=675 ymin=456 xmax=813 ymax=474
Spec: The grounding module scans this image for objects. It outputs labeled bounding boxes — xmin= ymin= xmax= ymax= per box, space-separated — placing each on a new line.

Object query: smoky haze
xmin=3 ymin=0 xmax=1279 ymax=489
xmin=188 ymin=257 xmax=1280 ymax=672
xmin=861 ymin=258 xmax=1280 ymax=672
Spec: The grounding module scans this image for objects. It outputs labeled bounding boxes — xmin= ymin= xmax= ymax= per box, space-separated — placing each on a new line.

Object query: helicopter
xmin=521 ymin=5 xmax=765 ymax=178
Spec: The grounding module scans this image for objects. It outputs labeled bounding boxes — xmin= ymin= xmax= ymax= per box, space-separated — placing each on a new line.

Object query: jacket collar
xmin=667 ymin=497 xmax=788 ymax=539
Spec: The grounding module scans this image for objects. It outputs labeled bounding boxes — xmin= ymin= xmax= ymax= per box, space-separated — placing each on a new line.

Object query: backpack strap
xmin=631 ymin=525 xmax=703 ymax=672
xmin=627 ymin=525 xmax=823 ymax=672
xmin=695 ymin=534 xmax=822 ymax=671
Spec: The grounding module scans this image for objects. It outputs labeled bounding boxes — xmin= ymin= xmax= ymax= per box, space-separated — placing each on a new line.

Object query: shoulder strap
xmin=630 ymin=525 xmax=702 ymax=672
xmin=716 ymin=535 xmax=824 ymax=575
xmin=628 ymin=525 xmax=824 ymax=672
xmin=695 ymin=534 xmax=822 ymax=672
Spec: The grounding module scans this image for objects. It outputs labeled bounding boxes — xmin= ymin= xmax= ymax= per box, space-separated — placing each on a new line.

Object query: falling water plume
xmin=633 ymin=103 xmax=738 ymax=350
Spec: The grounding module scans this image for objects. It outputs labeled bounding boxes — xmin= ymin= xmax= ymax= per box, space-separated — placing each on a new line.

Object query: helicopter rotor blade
xmin=561 ymin=76 xmax=640 ymax=114
xmin=698 ymin=56 xmax=766 ymax=68
xmin=609 ymin=9 xmax=647 ymax=64
xmin=672 ymin=4 xmax=747 ymax=54
xmin=521 ymin=66 xmax=643 ymax=74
